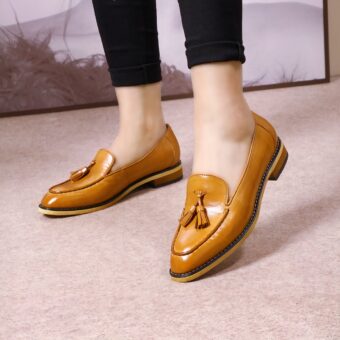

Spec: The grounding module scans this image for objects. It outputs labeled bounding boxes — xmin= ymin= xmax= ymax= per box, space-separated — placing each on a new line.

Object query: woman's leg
xmin=178 ymin=0 xmax=255 ymax=198
xmin=91 ymin=0 xmax=166 ymax=170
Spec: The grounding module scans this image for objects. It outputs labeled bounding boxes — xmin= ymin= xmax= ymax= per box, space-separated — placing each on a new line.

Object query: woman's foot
xmin=191 ymin=61 xmax=256 ymax=198
xmin=39 ymin=124 xmax=182 ymax=216
xmin=170 ymin=112 xmax=288 ymax=282
xmin=38 ymin=81 xmax=184 ymax=216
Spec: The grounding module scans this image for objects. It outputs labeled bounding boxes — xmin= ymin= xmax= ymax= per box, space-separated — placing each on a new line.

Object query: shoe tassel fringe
xmin=70 ymin=160 xmax=96 ymax=181
xmin=179 ymin=190 xmax=210 ymax=229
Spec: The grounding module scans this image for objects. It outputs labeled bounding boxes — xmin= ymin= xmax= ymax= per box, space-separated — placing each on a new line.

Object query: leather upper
xmin=170 ymin=112 xmax=278 ymax=274
xmin=49 ymin=149 xmax=115 ymax=193
xmin=40 ymin=124 xmax=180 ymax=209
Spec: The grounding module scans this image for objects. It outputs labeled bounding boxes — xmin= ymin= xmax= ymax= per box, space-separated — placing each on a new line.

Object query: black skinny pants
xmin=92 ymin=0 xmax=245 ymax=87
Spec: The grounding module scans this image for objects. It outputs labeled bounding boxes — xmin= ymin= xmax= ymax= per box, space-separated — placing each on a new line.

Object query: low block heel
xmin=269 ymin=140 xmax=288 ymax=181
xmin=150 ymin=165 xmax=183 ymax=188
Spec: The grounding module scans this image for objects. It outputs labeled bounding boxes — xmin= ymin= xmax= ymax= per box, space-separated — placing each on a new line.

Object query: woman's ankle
xmin=194 ymin=103 xmax=255 ymax=143
xmin=192 ymin=103 xmax=255 ymax=196
xmin=108 ymin=107 xmax=166 ymax=169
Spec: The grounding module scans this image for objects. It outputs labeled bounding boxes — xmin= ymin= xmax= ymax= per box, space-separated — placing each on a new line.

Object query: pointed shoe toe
xmin=169 ymin=112 xmax=288 ymax=282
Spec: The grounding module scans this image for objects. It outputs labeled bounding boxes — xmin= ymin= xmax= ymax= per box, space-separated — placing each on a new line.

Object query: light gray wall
xmin=328 ymin=0 xmax=340 ymax=76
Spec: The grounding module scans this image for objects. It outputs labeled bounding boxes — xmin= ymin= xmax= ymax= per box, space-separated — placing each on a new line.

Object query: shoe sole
xmin=38 ymin=162 xmax=183 ymax=216
xmin=170 ymin=137 xmax=288 ymax=282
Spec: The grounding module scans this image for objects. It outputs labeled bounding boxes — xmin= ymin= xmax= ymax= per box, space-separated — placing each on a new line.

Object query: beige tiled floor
xmin=1 ymin=78 xmax=339 ymax=339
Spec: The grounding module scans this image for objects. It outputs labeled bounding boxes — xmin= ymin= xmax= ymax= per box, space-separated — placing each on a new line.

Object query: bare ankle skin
xmin=191 ymin=61 xmax=256 ymax=198
xmin=109 ymin=81 xmax=166 ymax=171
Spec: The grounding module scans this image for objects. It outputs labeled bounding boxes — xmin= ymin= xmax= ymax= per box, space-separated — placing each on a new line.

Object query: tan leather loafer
xmin=170 ymin=112 xmax=288 ymax=282
xmin=39 ymin=124 xmax=182 ymax=216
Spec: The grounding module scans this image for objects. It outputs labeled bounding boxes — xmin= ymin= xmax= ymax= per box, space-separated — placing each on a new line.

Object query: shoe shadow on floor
xmin=203 ymin=190 xmax=338 ymax=280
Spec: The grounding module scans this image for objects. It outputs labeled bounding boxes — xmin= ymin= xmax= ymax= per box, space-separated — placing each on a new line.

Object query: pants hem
xmin=109 ymin=61 xmax=162 ymax=87
xmin=186 ymin=41 xmax=246 ymax=69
